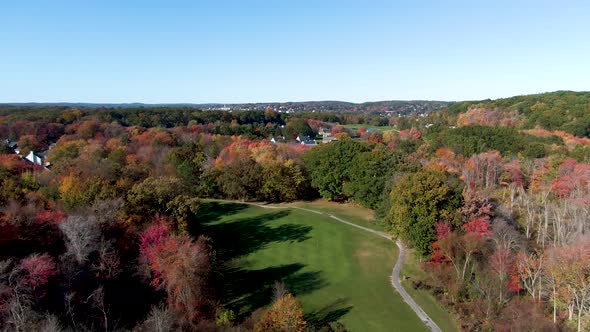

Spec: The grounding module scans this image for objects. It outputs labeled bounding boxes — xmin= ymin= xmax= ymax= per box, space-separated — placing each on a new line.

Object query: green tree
xmin=127 ymin=177 xmax=183 ymax=215
xmin=168 ymin=144 xmax=205 ymax=191
xmin=344 ymin=148 xmax=396 ymax=209
xmin=302 ymin=140 xmax=369 ymax=200
xmin=386 ymin=170 xmax=462 ymax=256
xmin=166 ymin=195 xmax=200 ymax=233
xmin=285 ymin=118 xmax=314 ymax=139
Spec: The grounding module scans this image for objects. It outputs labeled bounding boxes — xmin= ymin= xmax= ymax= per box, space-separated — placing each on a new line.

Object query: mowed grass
xmin=277 ymin=200 xmax=459 ymax=332
xmin=276 ymin=199 xmax=386 ymax=232
xmin=194 ymin=201 xmax=427 ymax=332
xmin=343 ymin=124 xmax=399 ymax=133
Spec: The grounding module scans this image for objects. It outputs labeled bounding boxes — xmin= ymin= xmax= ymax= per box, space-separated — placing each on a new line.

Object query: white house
xmin=25 ymin=151 xmax=50 ymax=168
xmin=318 ymin=128 xmax=332 ymax=137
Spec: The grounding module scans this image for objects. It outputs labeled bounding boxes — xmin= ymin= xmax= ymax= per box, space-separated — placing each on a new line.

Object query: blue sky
xmin=1 ymin=0 xmax=589 ymax=103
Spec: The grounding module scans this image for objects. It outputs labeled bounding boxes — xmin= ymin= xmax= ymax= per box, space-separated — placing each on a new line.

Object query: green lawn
xmin=276 ymin=199 xmax=386 ymax=232
xmin=278 ymin=200 xmax=459 ymax=332
xmin=343 ymin=124 xmax=399 ymax=133
xmin=194 ymin=201 xmax=427 ymax=331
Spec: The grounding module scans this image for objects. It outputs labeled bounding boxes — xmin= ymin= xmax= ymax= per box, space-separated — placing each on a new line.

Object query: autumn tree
xmin=546 ymin=240 xmax=590 ymax=332
xmin=259 ymin=159 xmax=306 ymax=202
xmin=16 ymin=135 xmax=43 ymax=155
xmin=140 ymin=230 xmax=215 ymax=328
xmin=255 ymin=293 xmax=306 ymax=332
xmin=217 ymin=156 xmax=263 ymax=200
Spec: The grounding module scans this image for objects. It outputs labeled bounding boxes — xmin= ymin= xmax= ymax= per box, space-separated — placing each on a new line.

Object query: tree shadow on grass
xmin=201 ymin=209 xmax=311 ymax=261
xmin=306 ymin=298 xmax=353 ymax=327
xmin=193 ymin=202 xmax=326 ymax=318
xmin=191 ymin=201 xmax=248 ymax=226
xmin=223 ymin=263 xmax=326 ymax=317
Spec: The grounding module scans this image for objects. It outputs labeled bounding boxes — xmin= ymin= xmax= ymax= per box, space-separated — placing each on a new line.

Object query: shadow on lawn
xmin=306 ymin=298 xmax=353 ymax=327
xmin=224 ymin=263 xmax=326 ymax=316
xmin=193 ymin=202 xmax=326 ymax=318
xmin=192 ymin=201 xmax=248 ymax=224
xmin=201 ymin=208 xmax=311 ymax=261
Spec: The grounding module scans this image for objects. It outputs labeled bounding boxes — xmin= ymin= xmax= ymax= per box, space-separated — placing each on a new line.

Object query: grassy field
xmin=194 ymin=201 xmax=427 ymax=331
xmin=276 ymin=199 xmax=386 ymax=231
xmin=343 ymin=124 xmax=399 ymax=133
xmin=278 ymin=199 xmax=459 ymax=331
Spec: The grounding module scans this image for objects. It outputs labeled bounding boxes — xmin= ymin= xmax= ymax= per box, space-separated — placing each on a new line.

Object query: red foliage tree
xmin=398 ymin=128 xmax=421 ymax=141
xmin=34 ymin=210 xmax=66 ymax=225
xmin=19 ymin=253 xmax=57 ymax=290
xmin=430 ymin=222 xmax=452 ymax=265
xmin=141 ymin=228 xmax=215 ymax=327
xmin=463 ymin=218 xmax=492 ymax=237
xmin=139 ymin=219 xmax=171 ymax=270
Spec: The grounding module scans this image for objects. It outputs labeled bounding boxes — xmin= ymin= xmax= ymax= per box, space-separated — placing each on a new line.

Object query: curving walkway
xmin=209 ymin=199 xmax=442 ymax=332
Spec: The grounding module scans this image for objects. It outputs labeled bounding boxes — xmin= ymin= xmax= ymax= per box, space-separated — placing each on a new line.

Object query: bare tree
xmin=133 ymin=305 xmax=175 ymax=332
xmin=59 ymin=216 xmax=100 ymax=264
xmin=39 ymin=314 xmax=63 ymax=332
xmin=91 ymin=199 xmax=124 ymax=230
xmin=87 ymin=286 xmax=109 ymax=332
xmin=516 ymin=251 xmax=544 ymax=301
xmin=272 ymin=280 xmax=288 ymax=302
xmin=64 ymin=292 xmax=78 ymax=330
xmin=91 ymin=240 xmax=121 ymax=280
xmin=491 ymin=219 xmax=522 ymax=252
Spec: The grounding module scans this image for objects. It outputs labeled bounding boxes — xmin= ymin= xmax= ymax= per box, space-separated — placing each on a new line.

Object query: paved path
xmin=210 ymin=199 xmax=442 ymax=332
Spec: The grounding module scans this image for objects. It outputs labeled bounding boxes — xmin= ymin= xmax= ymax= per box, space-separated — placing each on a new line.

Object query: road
xmin=209 ymin=199 xmax=443 ymax=332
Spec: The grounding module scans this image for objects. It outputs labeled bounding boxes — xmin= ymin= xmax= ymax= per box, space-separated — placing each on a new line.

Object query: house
xmin=300 ymin=140 xmax=317 ymax=146
xmin=4 ymin=139 xmax=20 ymax=154
xmin=322 ymin=136 xmax=338 ymax=144
xmin=4 ymin=139 xmax=17 ymax=150
xmin=270 ymin=136 xmax=286 ymax=144
xmin=24 ymin=150 xmax=51 ymax=168
xmin=296 ymin=135 xmax=312 ymax=143
xmin=318 ymin=127 xmax=332 ymax=137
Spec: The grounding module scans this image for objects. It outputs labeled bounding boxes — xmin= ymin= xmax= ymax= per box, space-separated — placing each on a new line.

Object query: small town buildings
xmin=296 ymin=135 xmax=317 ymax=146
xmin=270 ymin=136 xmax=286 ymax=144
xmin=3 ymin=139 xmax=52 ymax=169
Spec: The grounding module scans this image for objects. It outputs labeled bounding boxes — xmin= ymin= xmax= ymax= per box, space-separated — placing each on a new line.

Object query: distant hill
xmin=0 ymin=100 xmax=449 ymax=116
xmin=2 ymin=91 xmax=589 ymax=134
xmin=449 ymin=91 xmax=590 ymax=137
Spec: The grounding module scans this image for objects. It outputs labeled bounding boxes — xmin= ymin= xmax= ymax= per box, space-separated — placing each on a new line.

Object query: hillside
xmin=449 ymin=91 xmax=590 ymax=137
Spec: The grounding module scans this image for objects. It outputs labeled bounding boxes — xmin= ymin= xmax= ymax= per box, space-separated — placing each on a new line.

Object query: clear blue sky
xmin=1 ymin=0 xmax=589 ymax=103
